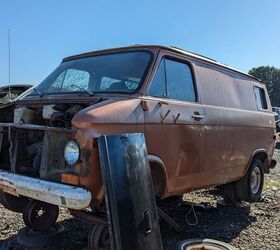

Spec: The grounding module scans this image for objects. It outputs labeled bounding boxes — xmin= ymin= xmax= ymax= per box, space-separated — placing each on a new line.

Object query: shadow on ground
xmin=0 ymin=217 xmax=91 ymax=250
xmin=159 ymin=196 xmax=255 ymax=250
xmin=0 ymin=197 xmax=255 ymax=250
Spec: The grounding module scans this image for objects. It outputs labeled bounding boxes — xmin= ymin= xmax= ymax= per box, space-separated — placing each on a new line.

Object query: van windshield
xmin=28 ymin=51 xmax=152 ymax=96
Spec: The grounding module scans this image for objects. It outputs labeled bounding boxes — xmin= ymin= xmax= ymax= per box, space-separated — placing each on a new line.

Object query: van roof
xmin=63 ymin=45 xmax=263 ymax=83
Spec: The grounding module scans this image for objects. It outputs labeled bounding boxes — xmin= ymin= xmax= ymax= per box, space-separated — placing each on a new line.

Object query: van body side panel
xmin=195 ymin=62 xmax=275 ymax=185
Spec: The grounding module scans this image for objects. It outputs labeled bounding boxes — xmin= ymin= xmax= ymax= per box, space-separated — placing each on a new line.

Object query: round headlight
xmin=64 ymin=140 xmax=80 ymax=166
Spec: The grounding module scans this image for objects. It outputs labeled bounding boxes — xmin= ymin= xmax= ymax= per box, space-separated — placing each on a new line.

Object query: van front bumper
xmin=0 ymin=170 xmax=91 ymax=210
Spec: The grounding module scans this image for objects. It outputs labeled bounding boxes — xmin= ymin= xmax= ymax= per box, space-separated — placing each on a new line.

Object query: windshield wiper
xmin=71 ymin=84 xmax=94 ymax=96
xmin=33 ymin=87 xmax=44 ymax=97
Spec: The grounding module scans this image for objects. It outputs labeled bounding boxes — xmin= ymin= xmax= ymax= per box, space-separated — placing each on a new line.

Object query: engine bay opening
xmin=0 ymin=98 xmax=105 ymax=179
xmin=12 ymin=103 xmax=87 ymax=129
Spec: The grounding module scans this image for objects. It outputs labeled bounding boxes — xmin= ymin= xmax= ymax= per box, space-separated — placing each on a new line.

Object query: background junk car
xmin=0 ymin=84 xmax=32 ymax=104
xmin=0 ymin=45 xmax=276 ymax=230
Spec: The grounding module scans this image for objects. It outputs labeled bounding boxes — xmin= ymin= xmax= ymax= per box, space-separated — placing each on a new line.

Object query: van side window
xmin=149 ymin=60 xmax=166 ymax=97
xmin=165 ymin=59 xmax=196 ymax=102
xmin=149 ymin=58 xmax=196 ymax=102
xmin=254 ymin=86 xmax=268 ymax=110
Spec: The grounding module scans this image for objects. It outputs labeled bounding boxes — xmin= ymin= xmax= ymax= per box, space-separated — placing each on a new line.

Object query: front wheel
xmin=88 ymin=224 xmax=110 ymax=250
xmin=235 ymin=159 xmax=264 ymax=202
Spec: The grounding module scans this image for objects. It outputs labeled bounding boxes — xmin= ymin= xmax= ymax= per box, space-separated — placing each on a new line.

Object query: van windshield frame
xmin=26 ymin=50 xmax=153 ymax=97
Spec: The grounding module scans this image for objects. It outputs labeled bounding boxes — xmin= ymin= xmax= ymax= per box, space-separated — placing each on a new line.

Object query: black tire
xmin=221 ymin=182 xmax=241 ymax=204
xmin=23 ymin=200 xmax=59 ymax=231
xmin=17 ymin=224 xmax=64 ymax=248
xmin=0 ymin=191 xmax=29 ymax=213
xmin=217 ymin=199 xmax=251 ymax=215
xmin=235 ymin=159 xmax=264 ymax=202
xmin=88 ymin=224 xmax=110 ymax=250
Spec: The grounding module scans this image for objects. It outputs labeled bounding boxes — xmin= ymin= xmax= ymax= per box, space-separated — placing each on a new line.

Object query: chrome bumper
xmin=0 ymin=170 xmax=91 ymax=210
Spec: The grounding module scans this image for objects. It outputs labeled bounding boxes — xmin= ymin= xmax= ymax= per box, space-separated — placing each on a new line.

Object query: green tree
xmin=248 ymin=66 xmax=280 ymax=106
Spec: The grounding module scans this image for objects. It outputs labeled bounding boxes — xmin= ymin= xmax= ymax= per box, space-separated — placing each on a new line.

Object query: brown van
xmin=0 ymin=45 xmax=276 ymax=232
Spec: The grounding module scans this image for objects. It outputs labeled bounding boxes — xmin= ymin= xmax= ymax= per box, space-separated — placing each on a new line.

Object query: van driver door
xmin=143 ymin=53 xmax=205 ymax=194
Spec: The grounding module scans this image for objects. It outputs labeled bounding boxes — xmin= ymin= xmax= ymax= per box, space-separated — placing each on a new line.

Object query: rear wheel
xmin=235 ymin=159 xmax=264 ymax=202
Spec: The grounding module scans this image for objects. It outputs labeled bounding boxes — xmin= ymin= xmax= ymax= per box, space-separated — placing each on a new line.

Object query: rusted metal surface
xmin=0 ymin=45 xmax=276 ymax=209
xmin=69 ymin=209 xmax=108 ymax=225
xmin=69 ymin=47 xmax=274 ymax=202
xmin=39 ymin=131 xmax=70 ymax=180
xmin=8 ymin=127 xmax=18 ymax=172
xmin=0 ymin=183 xmax=19 ymax=196
xmin=0 ymin=122 xmax=71 ymax=132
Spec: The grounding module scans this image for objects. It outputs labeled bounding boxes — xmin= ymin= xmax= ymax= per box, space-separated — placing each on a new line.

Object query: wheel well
xmin=149 ymin=162 xmax=166 ymax=197
xmin=251 ymin=151 xmax=269 ymax=173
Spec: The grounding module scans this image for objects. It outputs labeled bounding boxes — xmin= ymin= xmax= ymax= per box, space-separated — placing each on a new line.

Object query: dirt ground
xmin=1 ymin=151 xmax=280 ymax=250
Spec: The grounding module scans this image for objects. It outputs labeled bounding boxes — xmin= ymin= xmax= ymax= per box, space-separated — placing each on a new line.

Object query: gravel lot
xmin=1 ymin=151 xmax=280 ymax=250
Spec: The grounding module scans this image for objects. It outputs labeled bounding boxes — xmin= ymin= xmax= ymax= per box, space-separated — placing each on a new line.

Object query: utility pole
xmin=8 ymin=28 xmax=11 ymax=100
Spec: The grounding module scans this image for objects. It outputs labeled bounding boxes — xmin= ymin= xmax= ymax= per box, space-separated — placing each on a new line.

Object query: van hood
xmin=72 ymin=98 xmax=144 ymax=128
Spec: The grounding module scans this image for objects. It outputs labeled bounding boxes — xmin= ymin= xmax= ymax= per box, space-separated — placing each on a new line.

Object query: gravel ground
xmin=1 ymin=151 xmax=280 ymax=250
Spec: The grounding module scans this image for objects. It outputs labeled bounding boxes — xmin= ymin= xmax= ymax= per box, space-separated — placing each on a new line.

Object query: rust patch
xmin=0 ymin=184 xmax=19 ymax=197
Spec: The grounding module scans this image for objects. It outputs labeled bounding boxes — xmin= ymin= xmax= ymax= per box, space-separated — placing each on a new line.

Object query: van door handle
xmin=192 ymin=112 xmax=205 ymax=121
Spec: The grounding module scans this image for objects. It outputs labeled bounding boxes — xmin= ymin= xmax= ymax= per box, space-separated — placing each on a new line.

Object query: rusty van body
xmin=0 ymin=45 xmax=276 ymax=224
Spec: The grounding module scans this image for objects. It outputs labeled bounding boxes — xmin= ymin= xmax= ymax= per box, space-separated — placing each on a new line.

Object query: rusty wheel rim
xmin=250 ymin=166 xmax=261 ymax=194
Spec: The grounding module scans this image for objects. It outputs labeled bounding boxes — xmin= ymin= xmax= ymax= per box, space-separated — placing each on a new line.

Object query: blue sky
xmin=0 ymin=0 xmax=279 ymax=86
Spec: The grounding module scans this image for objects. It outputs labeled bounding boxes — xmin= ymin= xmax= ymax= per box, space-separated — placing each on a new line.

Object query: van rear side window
xmin=254 ymin=86 xmax=267 ymax=110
